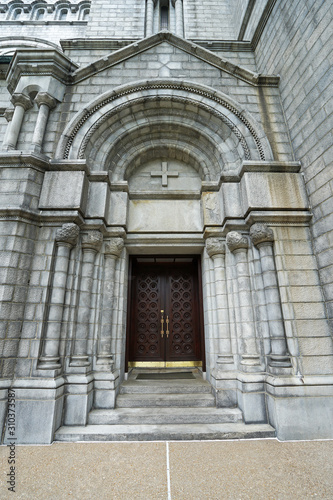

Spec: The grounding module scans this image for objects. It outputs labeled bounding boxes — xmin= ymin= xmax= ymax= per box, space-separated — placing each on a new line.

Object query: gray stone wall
xmin=183 ymin=0 xmax=235 ymax=39
xmin=86 ymin=0 xmax=145 ymax=38
xmin=255 ymin=0 xmax=333 ymax=323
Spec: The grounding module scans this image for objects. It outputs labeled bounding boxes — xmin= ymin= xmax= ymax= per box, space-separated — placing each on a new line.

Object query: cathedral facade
xmin=0 ymin=0 xmax=332 ymax=443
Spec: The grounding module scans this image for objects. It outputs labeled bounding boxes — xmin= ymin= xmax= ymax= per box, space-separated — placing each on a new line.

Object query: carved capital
xmin=226 ymin=231 xmax=248 ymax=253
xmin=35 ymin=92 xmax=57 ymax=110
xmin=11 ymin=93 xmax=33 ymax=111
xmin=56 ymin=223 xmax=79 ymax=247
xmin=250 ymin=223 xmax=274 ymax=247
xmin=104 ymin=238 xmax=124 ymax=258
xmin=81 ymin=231 xmax=103 ymax=252
xmin=4 ymin=108 xmax=14 ymax=122
xmin=206 ymin=238 xmax=225 ymax=258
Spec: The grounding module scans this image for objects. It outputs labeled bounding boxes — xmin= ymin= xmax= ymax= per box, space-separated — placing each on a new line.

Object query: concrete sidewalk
xmin=1 ymin=439 xmax=333 ymax=499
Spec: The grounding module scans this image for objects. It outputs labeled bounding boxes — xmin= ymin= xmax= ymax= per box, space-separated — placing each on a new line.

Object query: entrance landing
xmin=55 ymin=370 xmax=275 ymax=442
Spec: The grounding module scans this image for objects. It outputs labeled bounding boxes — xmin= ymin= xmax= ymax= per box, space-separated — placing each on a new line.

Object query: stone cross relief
xmin=150 ymin=162 xmax=179 ymax=187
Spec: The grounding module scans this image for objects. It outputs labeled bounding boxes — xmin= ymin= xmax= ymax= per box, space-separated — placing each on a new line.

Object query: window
xmin=59 ymin=9 xmax=68 ymax=20
xmin=36 ymin=9 xmax=45 ymax=20
xmin=160 ymin=3 xmax=169 ymax=30
xmin=13 ymin=9 xmax=22 ymax=20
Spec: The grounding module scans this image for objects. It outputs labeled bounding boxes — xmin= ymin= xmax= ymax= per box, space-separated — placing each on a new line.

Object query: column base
xmin=38 ymin=356 xmax=62 ymax=370
xmin=216 ymin=354 xmax=235 ymax=370
xmin=70 ymin=355 xmax=91 ymax=367
xmin=94 ymin=370 xmax=120 ymax=409
xmin=63 ymin=374 xmax=94 ymax=426
xmin=241 ymin=354 xmax=261 ymax=367
xmin=268 ymin=354 xmax=292 ymax=368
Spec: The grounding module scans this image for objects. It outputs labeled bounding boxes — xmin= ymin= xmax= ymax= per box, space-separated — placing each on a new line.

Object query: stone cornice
xmin=71 ymin=31 xmax=279 ymax=88
xmin=6 ymin=49 xmax=79 ymax=94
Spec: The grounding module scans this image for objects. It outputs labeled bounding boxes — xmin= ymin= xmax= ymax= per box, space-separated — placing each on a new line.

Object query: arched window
xmin=160 ymin=1 xmax=169 ymax=30
xmin=36 ymin=9 xmax=45 ymax=20
xmin=82 ymin=9 xmax=89 ymax=20
xmin=59 ymin=8 xmax=68 ymax=20
xmin=13 ymin=8 xmax=22 ymax=20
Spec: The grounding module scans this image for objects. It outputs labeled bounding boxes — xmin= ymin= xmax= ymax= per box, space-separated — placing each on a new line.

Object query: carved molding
xmin=249 ymin=223 xmax=274 ymax=247
xmin=226 ymin=231 xmax=248 ymax=253
xmin=55 ymin=223 xmax=79 ymax=246
xmin=81 ymin=230 xmax=103 ymax=251
xmin=104 ymin=238 xmax=124 ymax=258
xmin=206 ymin=238 xmax=225 ymax=258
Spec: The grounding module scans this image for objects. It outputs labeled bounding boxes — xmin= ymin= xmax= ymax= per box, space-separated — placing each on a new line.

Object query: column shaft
xmin=3 ymin=105 xmax=25 ymax=150
xmin=175 ymin=0 xmax=184 ymax=37
xmin=212 ymin=254 xmax=232 ymax=359
xmin=146 ymin=0 xmax=155 ymax=36
xmin=98 ymin=255 xmax=117 ymax=364
xmin=31 ymin=103 xmax=49 ymax=153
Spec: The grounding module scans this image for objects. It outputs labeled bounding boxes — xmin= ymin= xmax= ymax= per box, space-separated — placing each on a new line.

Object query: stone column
xmin=146 ymin=0 xmax=156 ymax=36
xmin=2 ymin=109 xmax=14 ymax=148
xmin=173 ymin=0 xmax=184 ymax=37
xmin=2 ymin=93 xmax=32 ymax=151
xmin=39 ymin=223 xmax=79 ymax=369
xmin=30 ymin=92 xmax=56 ymax=153
xmin=250 ymin=223 xmax=291 ymax=368
xmin=206 ymin=238 xmax=234 ymax=367
xmin=97 ymin=237 xmax=124 ymax=368
xmin=226 ymin=231 xmax=260 ymax=366
xmin=71 ymin=231 xmax=103 ymax=367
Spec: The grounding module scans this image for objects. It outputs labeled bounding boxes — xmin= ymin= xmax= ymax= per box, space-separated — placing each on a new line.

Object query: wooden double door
xmin=127 ymin=257 xmax=204 ymax=367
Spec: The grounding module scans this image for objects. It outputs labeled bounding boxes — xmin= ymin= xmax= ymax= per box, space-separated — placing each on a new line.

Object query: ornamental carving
xmin=11 ymin=93 xmax=33 ymax=111
xmin=55 ymin=223 xmax=79 ymax=246
xmin=226 ymin=231 xmax=248 ymax=253
xmin=249 ymin=223 xmax=274 ymax=247
xmin=104 ymin=238 xmax=124 ymax=258
xmin=35 ymin=92 xmax=57 ymax=110
xmin=81 ymin=230 xmax=103 ymax=251
xmin=205 ymin=238 xmax=225 ymax=258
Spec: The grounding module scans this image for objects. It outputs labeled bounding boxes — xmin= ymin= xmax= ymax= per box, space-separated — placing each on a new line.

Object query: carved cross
xmin=150 ymin=162 xmax=179 ymax=187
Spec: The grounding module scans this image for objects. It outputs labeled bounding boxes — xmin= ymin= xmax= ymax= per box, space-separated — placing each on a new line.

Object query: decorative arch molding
xmin=0 ymin=36 xmax=60 ymax=55
xmin=56 ymin=79 xmax=273 ymax=172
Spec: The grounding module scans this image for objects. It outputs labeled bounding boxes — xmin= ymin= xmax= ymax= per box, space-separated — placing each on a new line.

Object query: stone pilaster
xmin=39 ymin=223 xmax=79 ymax=370
xmin=2 ymin=93 xmax=33 ymax=151
xmin=206 ymin=238 xmax=234 ymax=368
xmin=250 ymin=223 xmax=292 ymax=370
xmin=70 ymin=231 xmax=103 ymax=367
xmin=30 ymin=92 xmax=57 ymax=153
xmin=226 ymin=231 xmax=261 ymax=367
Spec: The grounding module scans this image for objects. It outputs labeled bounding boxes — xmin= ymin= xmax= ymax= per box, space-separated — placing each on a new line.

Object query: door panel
xmin=128 ymin=258 xmax=203 ymax=365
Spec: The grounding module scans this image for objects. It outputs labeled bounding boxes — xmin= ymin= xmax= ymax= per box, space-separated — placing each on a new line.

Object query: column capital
xmin=205 ymin=238 xmax=225 ymax=258
xmin=4 ymin=108 xmax=14 ymax=122
xmin=11 ymin=93 xmax=33 ymax=111
xmin=35 ymin=92 xmax=57 ymax=110
xmin=226 ymin=231 xmax=248 ymax=253
xmin=250 ymin=223 xmax=274 ymax=247
xmin=104 ymin=237 xmax=124 ymax=258
xmin=81 ymin=230 xmax=103 ymax=252
xmin=56 ymin=223 xmax=80 ymax=247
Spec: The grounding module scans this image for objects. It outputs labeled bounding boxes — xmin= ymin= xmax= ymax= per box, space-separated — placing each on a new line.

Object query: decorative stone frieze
xmin=226 ymin=231 xmax=248 ymax=253
xmin=55 ymin=223 xmax=80 ymax=247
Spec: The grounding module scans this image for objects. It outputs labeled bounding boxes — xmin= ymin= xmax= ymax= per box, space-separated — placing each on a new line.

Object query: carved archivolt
xmin=57 ymin=80 xmax=273 ymax=166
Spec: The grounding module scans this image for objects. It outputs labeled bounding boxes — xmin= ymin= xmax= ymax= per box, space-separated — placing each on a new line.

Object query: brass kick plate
xmin=128 ymin=361 xmax=203 ymax=368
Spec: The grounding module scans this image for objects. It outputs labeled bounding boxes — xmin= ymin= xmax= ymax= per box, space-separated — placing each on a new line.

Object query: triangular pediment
xmin=71 ymin=31 xmax=279 ymax=87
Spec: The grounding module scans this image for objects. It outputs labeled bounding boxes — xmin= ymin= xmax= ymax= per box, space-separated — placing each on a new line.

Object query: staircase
xmin=55 ymin=369 xmax=275 ymax=442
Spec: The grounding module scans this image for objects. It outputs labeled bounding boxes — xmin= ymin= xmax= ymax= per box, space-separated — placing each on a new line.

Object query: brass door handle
xmin=161 ymin=310 xmax=164 ymax=338
xmin=166 ymin=315 xmax=169 ymax=338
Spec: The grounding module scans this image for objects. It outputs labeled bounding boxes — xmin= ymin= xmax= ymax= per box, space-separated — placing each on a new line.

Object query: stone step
xmin=55 ymin=423 xmax=276 ymax=442
xmin=88 ymin=407 xmax=242 ymax=425
xmin=120 ymin=380 xmax=212 ymax=395
xmin=116 ymin=393 xmax=216 ymax=408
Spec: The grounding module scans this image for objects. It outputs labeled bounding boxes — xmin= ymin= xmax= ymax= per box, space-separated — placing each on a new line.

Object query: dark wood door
xmin=127 ymin=257 xmax=203 ymax=366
